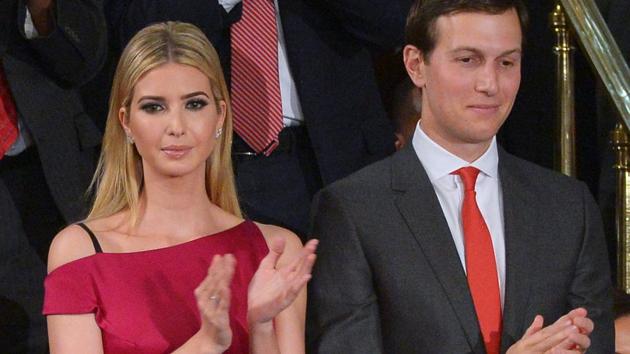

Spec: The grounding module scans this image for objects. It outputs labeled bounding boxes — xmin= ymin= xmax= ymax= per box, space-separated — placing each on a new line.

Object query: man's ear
xmin=403 ymin=44 xmax=427 ymax=88
xmin=394 ymin=132 xmax=406 ymax=151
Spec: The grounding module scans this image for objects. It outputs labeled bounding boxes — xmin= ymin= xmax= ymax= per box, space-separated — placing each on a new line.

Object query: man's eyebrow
xmin=450 ymin=47 xmax=522 ymax=56
xmin=498 ymin=49 xmax=522 ymax=57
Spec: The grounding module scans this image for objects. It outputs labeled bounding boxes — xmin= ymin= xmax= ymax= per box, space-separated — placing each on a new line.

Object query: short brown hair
xmin=405 ymin=0 xmax=528 ymax=60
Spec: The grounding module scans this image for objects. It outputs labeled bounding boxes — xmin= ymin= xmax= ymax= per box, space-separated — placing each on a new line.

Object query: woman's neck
xmin=132 ymin=166 xmax=218 ymax=240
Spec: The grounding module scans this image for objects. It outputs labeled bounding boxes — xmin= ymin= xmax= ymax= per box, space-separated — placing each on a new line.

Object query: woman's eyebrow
xmin=181 ymin=91 xmax=210 ymax=99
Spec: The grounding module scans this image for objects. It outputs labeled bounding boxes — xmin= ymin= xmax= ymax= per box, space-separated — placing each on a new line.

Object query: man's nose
xmin=475 ymin=64 xmax=499 ymax=96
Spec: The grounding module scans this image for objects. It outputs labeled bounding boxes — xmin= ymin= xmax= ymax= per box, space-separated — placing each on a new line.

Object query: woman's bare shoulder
xmin=47 ymin=224 xmax=98 ymax=273
xmin=254 ymin=223 xmax=303 ymax=257
xmin=47 ymin=213 xmax=124 ymax=273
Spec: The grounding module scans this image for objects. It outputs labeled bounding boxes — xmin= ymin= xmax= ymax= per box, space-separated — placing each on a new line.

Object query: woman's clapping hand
xmin=247 ymin=238 xmax=318 ymax=325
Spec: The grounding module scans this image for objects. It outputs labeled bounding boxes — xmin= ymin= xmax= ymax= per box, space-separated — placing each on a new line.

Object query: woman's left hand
xmin=247 ymin=238 xmax=318 ymax=325
xmin=193 ymin=254 xmax=236 ymax=353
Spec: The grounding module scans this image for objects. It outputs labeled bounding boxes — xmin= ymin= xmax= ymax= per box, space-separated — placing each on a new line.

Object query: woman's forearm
xmin=249 ymin=321 xmax=280 ymax=354
xmin=171 ymin=331 xmax=225 ymax=354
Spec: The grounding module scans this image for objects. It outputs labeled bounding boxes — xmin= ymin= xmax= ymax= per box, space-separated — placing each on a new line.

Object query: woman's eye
xmin=140 ymin=103 xmax=164 ymax=113
xmin=186 ymin=99 xmax=208 ymax=111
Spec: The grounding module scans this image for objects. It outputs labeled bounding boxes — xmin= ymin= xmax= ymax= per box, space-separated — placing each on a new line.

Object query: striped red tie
xmin=453 ymin=167 xmax=502 ymax=354
xmin=230 ymin=0 xmax=283 ymax=156
xmin=0 ymin=64 xmax=18 ymax=159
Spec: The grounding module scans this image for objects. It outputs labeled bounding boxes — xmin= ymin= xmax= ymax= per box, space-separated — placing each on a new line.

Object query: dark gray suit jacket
xmin=307 ymin=143 xmax=614 ymax=353
xmin=1 ymin=0 xmax=105 ymax=221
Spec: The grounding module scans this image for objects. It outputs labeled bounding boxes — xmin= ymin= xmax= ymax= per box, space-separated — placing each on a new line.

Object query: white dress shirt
xmin=218 ymin=0 xmax=305 ymax=126
xmin=411 ymin=123 xmax=506 ymax=305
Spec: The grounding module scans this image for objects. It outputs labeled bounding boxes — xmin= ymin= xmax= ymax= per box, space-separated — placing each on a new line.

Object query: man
xmin=307 ymin=0 xmax=614 ymax=353
xmin=93 ymin=0 xmax=412 ymax=237
xmin=0 ymin=0 xmax=105 ymax=351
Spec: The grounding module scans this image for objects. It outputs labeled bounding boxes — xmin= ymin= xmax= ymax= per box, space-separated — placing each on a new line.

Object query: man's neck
xmin=411 ymin=122 xmax=499 ymax=182
xmin=418 ymin=121 xmax=493 ymax=163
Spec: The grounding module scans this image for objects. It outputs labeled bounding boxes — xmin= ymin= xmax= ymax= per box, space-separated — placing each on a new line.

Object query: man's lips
xmin=468 ymin=104 xmax=500 ymax=114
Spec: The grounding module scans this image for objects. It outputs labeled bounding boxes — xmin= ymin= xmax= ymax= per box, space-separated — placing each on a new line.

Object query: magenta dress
xmin=43 ymin=221 xmax=268 ymax=353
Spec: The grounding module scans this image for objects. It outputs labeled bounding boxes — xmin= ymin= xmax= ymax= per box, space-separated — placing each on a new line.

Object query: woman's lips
xmin=161 ymin=145 xmax=192 ymax=158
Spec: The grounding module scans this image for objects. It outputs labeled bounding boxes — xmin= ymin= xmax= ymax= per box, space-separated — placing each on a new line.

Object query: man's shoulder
xmin=323 ymin=152 xmax=397 ymax=197
xmin=311 ymin=153 xmax=405 ymax=230
xmin=499 ymin=149 xmax=586 ymax=194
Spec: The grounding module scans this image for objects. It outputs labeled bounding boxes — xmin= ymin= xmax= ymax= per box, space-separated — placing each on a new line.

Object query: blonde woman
xmin=43 ymin=22 xmax=317 ymax=354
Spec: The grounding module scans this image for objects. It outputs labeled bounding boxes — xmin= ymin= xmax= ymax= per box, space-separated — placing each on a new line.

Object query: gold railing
xmin=612 ymin=125 xmax=630 ymax=291
xmin=550 ymin=5 xmax=576 ymax=177
xmin=559 ymin=0 xmax=630 ymax=120
xmin=552 ymin=0 xmax=630 ymax=291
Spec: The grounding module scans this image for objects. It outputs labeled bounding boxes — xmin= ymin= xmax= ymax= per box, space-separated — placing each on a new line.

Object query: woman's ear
xmin=403 ymin=44 xmax=427 ymax=88
xmin=217 ymin=100 xmax=227 ymax=130
xmin=119 ymin=107 xmax=131 ymax=136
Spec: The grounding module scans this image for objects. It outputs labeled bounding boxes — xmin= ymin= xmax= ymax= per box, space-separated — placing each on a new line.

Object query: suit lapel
xmin=392 ymin=145 xmax=484 ymax=353
xmin=498 ymin=149 xmax=534 ymax=350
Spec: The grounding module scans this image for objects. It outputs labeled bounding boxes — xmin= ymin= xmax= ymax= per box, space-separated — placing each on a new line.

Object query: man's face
xmin=409 ymin=9 xmax=522 ymax=161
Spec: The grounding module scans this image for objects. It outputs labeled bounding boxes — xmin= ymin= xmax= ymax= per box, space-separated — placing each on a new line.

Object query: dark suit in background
xmin=308 ymin=144 xmax=614 ymax=353
xmin=0 ymin=1 xmax=105 ymax=351
xmin=93 ymin=0 xmax=412 ymax=236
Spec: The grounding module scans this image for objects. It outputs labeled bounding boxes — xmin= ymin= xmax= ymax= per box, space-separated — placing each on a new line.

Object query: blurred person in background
xmin=0 ymin=0 xmax=105 ymax=351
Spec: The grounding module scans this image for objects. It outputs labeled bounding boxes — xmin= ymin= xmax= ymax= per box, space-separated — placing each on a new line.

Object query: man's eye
xmin=501 ymin=60 xmax=514 ymax=67
xmin=140 ymin=103 xmax=164 ymax=113
xmin=186 ymin=99 xmax=208 ymax=111
xmin=458 ymin=57 xmax=477 ymax=65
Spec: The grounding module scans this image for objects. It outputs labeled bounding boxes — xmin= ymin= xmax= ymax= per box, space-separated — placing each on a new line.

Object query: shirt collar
xmin=411 ymin=122 xmax=499 ymax=183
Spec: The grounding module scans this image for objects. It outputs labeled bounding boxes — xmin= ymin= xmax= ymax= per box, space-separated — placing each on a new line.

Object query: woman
xmin=43 ymin=22 xmax=317 ymax=353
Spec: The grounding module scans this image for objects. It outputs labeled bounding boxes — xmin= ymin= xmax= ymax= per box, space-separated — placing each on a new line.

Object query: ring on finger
xmin=209 ymin=294 xmax=220 ymax=304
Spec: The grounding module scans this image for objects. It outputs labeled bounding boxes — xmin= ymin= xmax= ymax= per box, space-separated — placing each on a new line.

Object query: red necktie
xmin=0 ymin=64 xmax=18 ymax=159
xmin=453 ymin=167 xmax=502 ymax=354
xmin=230 ymin=0 xmax=283 ymax=156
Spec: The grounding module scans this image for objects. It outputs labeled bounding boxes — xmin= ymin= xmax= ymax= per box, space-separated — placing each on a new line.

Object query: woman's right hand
xmin=193 ymin=254 xmax=236 ymax=354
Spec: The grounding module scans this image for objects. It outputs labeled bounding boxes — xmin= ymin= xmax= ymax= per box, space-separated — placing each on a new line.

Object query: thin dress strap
xmin=76 ymin=222 xmax=103 ymax=253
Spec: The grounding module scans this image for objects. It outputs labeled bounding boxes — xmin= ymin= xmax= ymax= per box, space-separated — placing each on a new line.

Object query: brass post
xmin=612 ymin=123 xmax=630 ymax=292
xmin=550 ymin=3 xmax=576 ymax=177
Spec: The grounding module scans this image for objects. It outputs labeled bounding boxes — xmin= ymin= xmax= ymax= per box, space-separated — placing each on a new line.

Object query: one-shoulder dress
xmin=43 ymin=220 xmax=268 ymax=354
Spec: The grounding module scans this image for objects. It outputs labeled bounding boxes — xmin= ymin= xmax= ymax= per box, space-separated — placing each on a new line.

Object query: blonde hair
xmin=88 ymin=21 xmax=241 ymax=225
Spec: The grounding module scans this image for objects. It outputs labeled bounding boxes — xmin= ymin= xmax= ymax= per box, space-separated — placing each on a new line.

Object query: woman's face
xmin=121 ymin=62 xmax=225 ymax=180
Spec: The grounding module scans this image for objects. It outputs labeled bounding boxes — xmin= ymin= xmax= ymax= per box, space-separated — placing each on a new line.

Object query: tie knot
xmin=453 ymin=166 xmax=480 ymax=191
